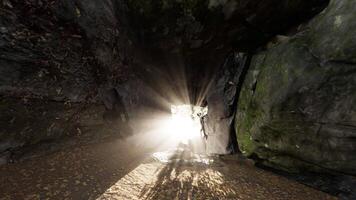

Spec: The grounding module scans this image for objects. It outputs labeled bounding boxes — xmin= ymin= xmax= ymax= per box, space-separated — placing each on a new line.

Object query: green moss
xmin=234 ymin=0 xmax=356 ymax=175
xmin=235 ymin=88 xmax=262 ymax=156
xmin=236 ymin=111 xmax=255 ymax=155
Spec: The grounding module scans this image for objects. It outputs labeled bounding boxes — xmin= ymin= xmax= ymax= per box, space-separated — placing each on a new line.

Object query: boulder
xmin=235 ymin=0 xmax=356 ymax=174
xmin=205 ymin=53 xmax=248 ymax=155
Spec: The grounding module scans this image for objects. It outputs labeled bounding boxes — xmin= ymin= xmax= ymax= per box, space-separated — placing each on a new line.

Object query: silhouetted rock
xmin=204 ymin=53 xmax=248 ymax=155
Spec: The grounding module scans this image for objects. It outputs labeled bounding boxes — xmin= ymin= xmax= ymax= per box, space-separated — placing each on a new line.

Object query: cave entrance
xmin=169 ymin=104 xmax=208 ymax=145
xmin=151 ymin=104 xmax=210 ymax=164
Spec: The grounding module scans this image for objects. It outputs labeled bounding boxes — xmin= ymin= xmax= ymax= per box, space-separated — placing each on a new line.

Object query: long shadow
xmin=0 ymin=136 xmax=338 ymax=199
xmin=138 ymin=149 xmax=232 ymax=200
xmin=137 ymin=150 xmax=337 ymax=200
xmin=140 ymin=151 xmax=198 ymax=199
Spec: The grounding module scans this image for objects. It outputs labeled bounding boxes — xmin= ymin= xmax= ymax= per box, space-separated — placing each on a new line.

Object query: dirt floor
xmin=0 ymin=132 xmax=337 ymax=200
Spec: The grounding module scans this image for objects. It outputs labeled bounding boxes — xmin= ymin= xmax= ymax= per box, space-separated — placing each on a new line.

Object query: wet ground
xmin=0 ymin=134 xmax=336 ymax=200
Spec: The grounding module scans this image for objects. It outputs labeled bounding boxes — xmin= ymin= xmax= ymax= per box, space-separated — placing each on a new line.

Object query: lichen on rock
xmin=235 ymin=0 xmax=356 ymax=175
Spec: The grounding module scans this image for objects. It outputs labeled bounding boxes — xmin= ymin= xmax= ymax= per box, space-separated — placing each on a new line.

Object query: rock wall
xmin=127 ymin=0 xmax=329 ymax=105
xmin=142 ymin=0 xmax=329 ymax=155
xmin=0 ymin=0 xmax=134 ymax=163
xmin=204 ymin=53 xmax=249 ymax=155
xmin=0 ymin=0 xmax=331 ymax=162
xmin=235 ymin=0 xmax=356 ymax=175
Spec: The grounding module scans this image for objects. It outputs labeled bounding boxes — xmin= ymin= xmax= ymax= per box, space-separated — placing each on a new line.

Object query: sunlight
xmin=132 ymin=104 xmax=208 ymax=150
xmin=96 ymin=162 xmax=229 ymax=200
xmin=169 ymin=104 xmax=207 ymax=143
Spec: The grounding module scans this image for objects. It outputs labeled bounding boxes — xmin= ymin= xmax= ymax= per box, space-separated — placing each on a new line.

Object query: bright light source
xmin=170 ymin=104 xmax=207 ymax=143
xmin=127 ymin=104 xmax=208 ymax=158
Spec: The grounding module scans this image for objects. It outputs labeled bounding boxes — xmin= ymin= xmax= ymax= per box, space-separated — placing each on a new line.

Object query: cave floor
xmin=0 ymin=136 xmax=336 ymax=200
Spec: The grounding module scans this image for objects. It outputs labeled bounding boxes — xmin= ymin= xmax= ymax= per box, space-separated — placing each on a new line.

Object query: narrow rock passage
xmin=0 ymin=135 xmax=336 ymax=200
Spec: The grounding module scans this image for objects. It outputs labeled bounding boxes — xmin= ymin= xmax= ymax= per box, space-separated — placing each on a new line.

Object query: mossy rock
xmin=235 ymin=0 xmax=356 ymax=175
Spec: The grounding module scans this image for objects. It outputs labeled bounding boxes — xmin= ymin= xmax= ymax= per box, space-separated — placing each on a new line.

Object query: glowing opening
xmin=169 ymin=104 xmax=208 ymax=144
xmin=150 ymin=104 xmax=210 ymax=163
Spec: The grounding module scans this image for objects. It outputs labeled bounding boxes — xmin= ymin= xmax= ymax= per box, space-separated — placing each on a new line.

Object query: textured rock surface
xmin=204 ymin=53 xmax=249 ymax=154
xmin=0 ymin=0 xmax=132 ymax=101
xmin=0 ymin=0 xmax=133 ymax=163
xmin=235 ymin=0 xmax=356 ymax=174
xmin=0 ymin=0 xmax=330 ymax=160
xmin=127 ymin=0 xmax=328 ymax=51
xmin=127 ymin=0 xmax=329 ymax=106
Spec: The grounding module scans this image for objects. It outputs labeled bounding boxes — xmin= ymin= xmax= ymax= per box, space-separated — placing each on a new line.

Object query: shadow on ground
xmin=97 ymin=148 xmax=335 ymax=200
xmin=0 ymin=131 xmax=338 ymax=200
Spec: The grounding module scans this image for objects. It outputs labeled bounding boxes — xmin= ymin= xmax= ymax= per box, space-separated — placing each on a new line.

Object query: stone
xmin=0 ymin=0 xmax=133 ymax=157
xmin=235 ymin=0 xmax=356 ymax=175
xmin=0 ymin=0 xmax=330 ymax=161
xmin=0 ymin=151 xmax=11 ymax=165
xmin=205 ymin=53 xmax=249 ymax=155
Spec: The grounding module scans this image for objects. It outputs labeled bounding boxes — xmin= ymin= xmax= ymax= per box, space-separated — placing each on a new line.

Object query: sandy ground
xmin=0 ymin=133 xmax=337 ymax=200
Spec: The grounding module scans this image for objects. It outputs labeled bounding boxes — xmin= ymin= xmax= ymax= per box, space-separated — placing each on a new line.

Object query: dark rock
xmin=54 ymin=0 xmax=133 ymax=75
xmin=204 ymin=52 xmax=249 ymax=155
xmin=0 ymin=1 xmax=97 ymax=102
xmin=128 ymin=0 xmax=329 ymax=51
xmin=127 ymin=0 xmax=329 ymax=105
xmin=0 ymin=140 xmax=23 ymax=153
xmin=116 ymin=76 xmax=159 ymax=119
xmin=0 ymin=0 xmax=133 ymax=103
xmin=308 ymin=0 xmax=356 ymax=63
xmin=100 ymin=88 xmax=132 ymax=135
xmin=0 ymin=97 xmax=107 ymax=162
xmin=0 ymin=151 xmax=10 ymax=165
xmin=258 ymin=164 xmax=356 ymax=200
xmin=235 ymin=0 xmax=356 ymax=175
xmin=0 ymin=0 xmax=134 ymax=158
xmin=0 ymin=0 xmax=330 ymax=161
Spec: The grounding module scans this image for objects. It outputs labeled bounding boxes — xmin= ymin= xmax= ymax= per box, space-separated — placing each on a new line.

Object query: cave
xmin=1 ymin=0 xmax=356 ymax=199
